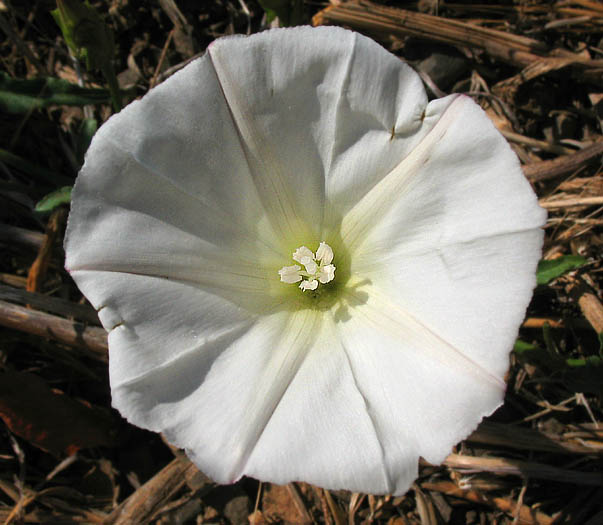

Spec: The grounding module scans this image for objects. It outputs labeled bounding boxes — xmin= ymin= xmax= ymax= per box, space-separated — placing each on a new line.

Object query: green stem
xmin=102 ymin=62 xmax=122 ymax=112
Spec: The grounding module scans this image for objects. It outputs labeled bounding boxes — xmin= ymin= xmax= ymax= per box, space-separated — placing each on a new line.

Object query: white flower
xmin=64 ymin=26 xmax=546 ymax=495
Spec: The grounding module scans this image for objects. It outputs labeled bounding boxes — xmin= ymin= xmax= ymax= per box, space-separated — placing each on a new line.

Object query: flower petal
xmin=65 ymin=50 xmax=281 ymax=264
xmin=244 ymin=318 xmax=404 ymax=494
xmin=207 ymin=27 xmax=429 ymax=241
xmin=70 ymin=270 xmax=258 ymax=385
xmin=343 ymin=95 xmax=545 ymax=380
xmin=361 ymin=229 xmax=544 ymax=380
xmin=342 ymin=95 xmax=546 ymax=254
xmin=112 ymin=304 xmax=402 ymax=494
xmin=64 ymin=72 xmax=286 ymax=308
xmin=333 ymin=286 xmax=506 ymax=494
xmin=111 ymin=308 xmax=321 ymax=484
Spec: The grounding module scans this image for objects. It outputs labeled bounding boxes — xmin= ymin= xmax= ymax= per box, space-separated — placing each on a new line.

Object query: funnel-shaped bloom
xmin=65 ymin=26 xmax=546 ymax=495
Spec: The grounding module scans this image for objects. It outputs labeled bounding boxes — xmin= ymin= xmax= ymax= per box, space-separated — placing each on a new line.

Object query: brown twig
xmin=422 ymin=480 xmax=555 ymax=525
xmin=0 ymin=273 xmax=27 ymax=288
xmin=0 ymin=224 xmax=45 ymax=250
xmin=312 ymin=0 xmax=603 ymax=72
xmin=0 ymin=300 xmax=108 ymax=361
xmin=26 ymin=209 xmax=66 ymax=293
xmin=0 ymin=284 xmax=100 ymax=325
xmin=565 ymin=278 xmax=603 ymax=334
xmin=501 ymin=130 xmax=574 ymax=155
xmin=522 ymin=317 xmax=564 ymax=329
xmin=313 ymin=486 xmax=333 ymax=525
xmin=323 ymin=489 xmax=346 ymax=525
xmin=158 ymin=0 xmax=195 ymax=58
xmin=440 ymin=453 xmax=601 ymax=486
xmin=466 ymin=421 xmax=602 ymax=455
xmin=287 ymin=484 xmax=314 ymax=524
xmin=493 ymin=57 xmax=591 ymax=98
xmin=413 ymin=484 xmax=438 ymax=525
xmin=104 ymin=457 xmax=206 ymax=525
xmin=523 ymin=142 xmax=603 ymax=182
xmin=540 ymin=196 xmax=603 ymax=209
xmin=150 ymin=28 xmax=175 ymax=88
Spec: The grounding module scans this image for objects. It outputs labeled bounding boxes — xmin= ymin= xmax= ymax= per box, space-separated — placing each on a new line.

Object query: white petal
xmin=113 ymin=305 xmax=401 ymax=494
xmin=66 ymin=51 xmax=279 ymax=255
xmin=333 ymin=286 xmax=506 ymax=494
xmin=315 ymin=242 xmax=334 ymax=264
xmin=342 ymin=95 xmax=546 ymax=255
xmin=63 ymin=50 xmax=288 ymax=316
xmin=361 ymin=230 xmax=544 ymax=380
xmin=245 ymin=318 xmax=399 ymax=494
xmin=292 ymin=246 xmax=314 ymax=264
xmin=207 ymin=27 xmax=428 ymax=241
xmin=344 ymin=95 xmax=545 ymax=380
xmin=317 ymin=30 xmax=429 ymax=223
xmin=70 ymin=270 xmax=257 ymax=385
xmin=112 ymin=308 xmax=321 ymax=484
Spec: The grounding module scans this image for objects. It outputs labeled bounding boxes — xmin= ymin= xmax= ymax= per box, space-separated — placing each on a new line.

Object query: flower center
xmin=278 ymin=242 xmax=336 ymax=292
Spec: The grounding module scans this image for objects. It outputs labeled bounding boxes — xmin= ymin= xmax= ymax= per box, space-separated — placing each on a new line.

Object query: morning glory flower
xmin=64 ymin=26 xmax=546 ymax=495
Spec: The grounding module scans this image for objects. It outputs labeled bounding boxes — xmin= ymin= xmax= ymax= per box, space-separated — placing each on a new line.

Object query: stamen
xmin=278 ymin=264 xmax=303 ymax=284
xmin=318 ymin=264 xmax=336 ymax=284
xmin=278 ymin=243 xmax=336 ymax=292
xmin=299 ymin=279 xmax=319 ymax=291
xmin=292 ymin=246 xmax=314 ymax=264
xmin=316 ymin=242 xmax=334 ymax=264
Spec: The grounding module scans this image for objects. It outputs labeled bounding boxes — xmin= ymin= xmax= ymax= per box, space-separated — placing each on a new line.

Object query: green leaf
xmin=52 ymin=0 xmax=122 ymax=111
xmin=35 ymin=186 xmax=73 ymax=213
xmin=0 ymin=73 xmax=111 ymax=113
xmin=563 ymin=358 xmax=603 ymax=399
xmin=515 ymin=338 xmax=603 ymax=398
xmin=52 ymin=0 xmax=114 ymax=72
xmin=513 ymin=339 xmax=540 ymax=354
xmin=258 ymin=0 xmax=304 ymax=26
xmin=74 ymin=117 xmax=97 ymax=164
xmin=536 ymin=255 xmax=588 ymax=285
xmin=514 ymin=338 xmax=560 ymax=369
xmin=565 ymin=355 xmax=602 ymax=368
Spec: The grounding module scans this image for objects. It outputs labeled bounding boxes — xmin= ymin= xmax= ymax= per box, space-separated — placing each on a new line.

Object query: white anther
xmin=278 ymin=264 xmax=302 ymax=284
xmin=299 ymin=279 xmax=318 ymax=291
xmin=300 ymin=256 xmax=318 ymax=274
xmin=318 ymin=264 xmax=336 ymax=284
xmin=293 ymin=246 xmax=314 ymax=264
xmin=279 ymin=243 xmax=336 ymax=292
xmin=316 ymin=242 xmax=334 ymax=265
